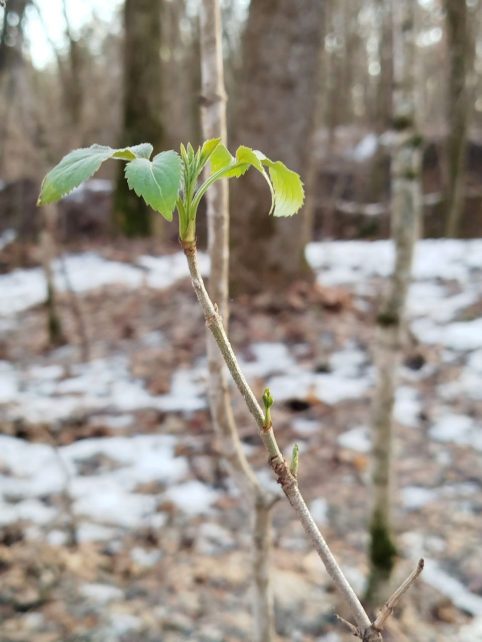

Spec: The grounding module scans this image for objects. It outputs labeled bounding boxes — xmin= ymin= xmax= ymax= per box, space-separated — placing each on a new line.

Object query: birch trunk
xmin=366 ymin=0 xmax=422 ymax=607
xmin=199 ymin=3 xmax=275 ymax=640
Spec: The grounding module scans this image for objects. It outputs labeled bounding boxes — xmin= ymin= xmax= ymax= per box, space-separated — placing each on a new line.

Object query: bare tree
xmin=443 ymin=0 xmax=474 ymax=237
xmin=366 ymin=0 xmax=422 ymax=606
xmin=113 ymin=0 xmax=164 ymax=236
xmin=199 ymin=2 xmax=275 ymax=639
xmin=229 ymin=0 xmax=324 ymax=295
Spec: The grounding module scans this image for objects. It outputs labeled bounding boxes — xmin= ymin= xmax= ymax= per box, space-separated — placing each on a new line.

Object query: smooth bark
xmin=367 ymin=0 xmax=422 ymax=606
xmin=199 ymin=3 xmax=275 ymax=640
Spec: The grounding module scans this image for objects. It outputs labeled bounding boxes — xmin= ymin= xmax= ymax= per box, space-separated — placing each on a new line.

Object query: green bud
xmin=290 ymin=443 xmax=299 ymax=478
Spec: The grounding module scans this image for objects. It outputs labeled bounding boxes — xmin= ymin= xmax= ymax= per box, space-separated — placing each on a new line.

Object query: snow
xmin=80 ymin=583 xmax=124 ymax=604
xmin=349 ymin=133 xmax=379 ymax=162
xmin=0 ymin=228 xmax=16 ymax=250
xmin=164 ymin=480 xmax=221 ymax=515
xmin=401 ymin=486 xmax=437 ymax=510
xmin=429 ymin=414 xmax=482 ymax=451
xmin=458 ymin=616 xmax=482 ymax=642
xmin=2 ymin=356 xmax=207 ymax=424
xmin=241 ymin=342 xmax=297 ymax=378
xmin=268 ymin=369 xmax=370 ymax=405
xmin=305 ymin=239 xmax=482 ymax=288
xmin=413 ymin=318 xmax=482 ymax=351
xmin=423 ymin=562 xmax=482 ymax=616
xmin=393 ymin=387 xmax=422 ymax=427
xmin=0 ymin=433 xmax=190 ymax=530
xmin=0 ymin=250 xmax=209 ymax=317
xmin=337 ymin=426 xmax=370 ymax=453
xmin=309 ymin=498 xmax=329 ymax=525
xmin=0 ymin=236 xmax=481 ymax=617
xmin=292 ymin=418 xmax=321 ymax=437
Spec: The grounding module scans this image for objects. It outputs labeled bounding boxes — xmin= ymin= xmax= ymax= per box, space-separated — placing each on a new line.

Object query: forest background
xmin=0 ymin=1 xmax=481 ymax=642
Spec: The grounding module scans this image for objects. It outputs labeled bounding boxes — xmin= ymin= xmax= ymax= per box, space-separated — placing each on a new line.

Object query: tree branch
xmin=183 ymin=242 xmax=371 ymax=633
xmin=182 ymin=241 xmax=424 ymax=638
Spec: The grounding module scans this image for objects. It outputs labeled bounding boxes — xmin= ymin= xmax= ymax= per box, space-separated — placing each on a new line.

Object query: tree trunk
xmin=366 ymin=0 xmax=422 ymax=607
xmin=40 ymin=205 xmax=65 ymax=347
xmin=229 ymin=0 xmax=324 ymax=295
xmin=113 ymin=0 xmax=164 ymax=237
xmin=0 ymin=0 xmax=29 ymax=74
xmin=199 ymin=3 xmax=275 ymax=640
xmin=444 ymin=0 xmax=473 ymax=237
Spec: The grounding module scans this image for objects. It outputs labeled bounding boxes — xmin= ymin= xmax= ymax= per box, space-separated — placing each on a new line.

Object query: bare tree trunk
xmin=61 ymin=0 xmax=84 ymax=134
xmin=229 ymin=0 xmax=324 ymax=295
xmin=40 ymin=205 xmax=65 ymax=347
xmin=366 ymin=0 xmax=422 ymax=607
xmin=113 ymin=0 xmax=164 ymax=237
xmin=444 ymin=0 xmax=473 ymax=237
xmin=199 ymin=3 xmax=275 ymax=640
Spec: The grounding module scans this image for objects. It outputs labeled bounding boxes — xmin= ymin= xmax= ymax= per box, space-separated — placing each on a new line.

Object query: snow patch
xmin=164 ymin=480 xmax=220 ymax=515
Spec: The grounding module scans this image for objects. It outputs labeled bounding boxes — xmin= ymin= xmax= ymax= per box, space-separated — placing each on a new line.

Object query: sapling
xmin=199 ymin=3 xmax=275 ymax=640
xmin=38 ymin=138 xmax=423 ymax=640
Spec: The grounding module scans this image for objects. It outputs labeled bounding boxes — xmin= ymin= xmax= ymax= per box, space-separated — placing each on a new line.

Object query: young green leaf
xmin=210 ymin=142 xmax=234 ymax=173
xmin=124 ymin=150 xmax=182 ymax=221
xmin=235 ymin=146 xmax=275 ymax=212
xmin=262 ymin=159 xmax=304 ymax=217
xmin=38 ymin=145 xmax=114 ymax=205
xmin=199 ymin=138 xmax=221 ymax=167
xmin=37 ymin=143 xmax=155 ymax=206
xmin=112 ymin=143 xmax=153 ymax=161
xmin=209 ymin=143 xmax=249 ymax=179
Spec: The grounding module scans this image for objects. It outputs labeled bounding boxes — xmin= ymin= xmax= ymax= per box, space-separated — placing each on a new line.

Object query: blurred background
xmin=0 ymin=1 xmax=481 ymax=641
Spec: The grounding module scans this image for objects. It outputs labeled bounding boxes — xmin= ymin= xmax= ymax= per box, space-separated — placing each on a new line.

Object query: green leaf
xmin=209 ymin=143 xmax=234 ymax=173
xmin=199 ymin=138 xmax=221 ymax=167
xmin=37 ymin=143 xmax=155 ymax=206
xmin=124 ymin=150 xmax=182 ymax=221
xmin=235 ymin=146 xmax=275 ymax=212
xmin=112 ymin=143 xmax=153 ymax=161
xmin=208 ymin=143 xmax=248 ymax=179
xmin=38 ymin=145 xmax=114 ymax=205
xmin=262 ymin=159 xmax=304 ymax=217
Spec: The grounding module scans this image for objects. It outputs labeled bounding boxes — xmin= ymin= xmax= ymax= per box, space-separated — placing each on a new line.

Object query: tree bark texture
xmin=113 ymin=0 xmax=164 ymax=237
xmin=199 ymin=3 xmax=275 ymax=640
xmin=367 ymin=0 xmax=422 ymax=607
xmin=444 ymin=0 xmax=473 ymax=237
xmin=229 ymin=0 xmax=324 ymax=295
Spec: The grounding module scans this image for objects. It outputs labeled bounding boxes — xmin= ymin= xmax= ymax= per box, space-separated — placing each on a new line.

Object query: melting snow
xmin=164 ymin=480 xmax=221 ymax=515
xmin=429 ymin=414 xmax=482 ymax=451
xmin=337 ymin=426 xmax=370 ymax=453
xmin=0 ymin=250 xmax=209 ymax=317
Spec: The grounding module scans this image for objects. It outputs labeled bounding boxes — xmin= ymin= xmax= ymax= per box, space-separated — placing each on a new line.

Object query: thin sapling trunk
xmin=199 ymin=3 xmax=275 ymax=639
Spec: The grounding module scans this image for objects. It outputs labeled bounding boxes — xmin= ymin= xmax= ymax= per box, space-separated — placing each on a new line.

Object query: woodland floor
xmin=0 ymin=237 xmax=481 ymax=642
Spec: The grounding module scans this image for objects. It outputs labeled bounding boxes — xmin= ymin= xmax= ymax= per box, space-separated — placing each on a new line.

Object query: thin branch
xmin=183 ymin=242 xmax=371 ymax=633
xmin=182 ymin=241 xmax=424 ymax=638
xmin=373 ymin=559 xmax=424 ymax=631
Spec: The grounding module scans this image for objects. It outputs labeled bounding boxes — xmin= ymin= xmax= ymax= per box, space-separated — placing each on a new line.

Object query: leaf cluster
xmin=37 ymin=139 xmax=305 ymax=241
